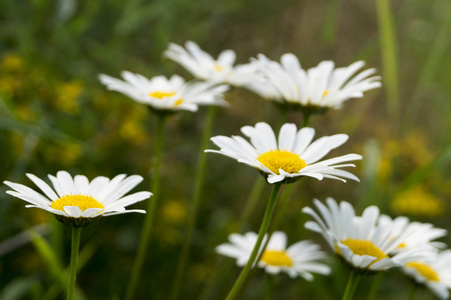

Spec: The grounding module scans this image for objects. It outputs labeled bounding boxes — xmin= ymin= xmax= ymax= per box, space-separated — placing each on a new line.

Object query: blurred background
xmin=1 ymin=0 xmax=451 ymax=299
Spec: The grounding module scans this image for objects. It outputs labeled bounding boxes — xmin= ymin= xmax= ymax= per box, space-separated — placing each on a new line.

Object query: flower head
xmin=402 ymin=251 xmax=451 ymax=299
xmin=206 ymin=122 xmax=362 ymax=184
xmin=164 ymin=41 xmax=251 ymax=85
xmin=216 ymin=231 xmax=331 ymax=280
xmin=378 ymin=215 xmax=447 ymax=254
xmin=303 ymin=198 xmax=435 ymax=272
xmin=99 ymin=71 xmax=228 ymax=112
xmin=251 ymin=54 xmax=381 ymax=111
xmin=4 ymin=171 xmax=152 ymax=227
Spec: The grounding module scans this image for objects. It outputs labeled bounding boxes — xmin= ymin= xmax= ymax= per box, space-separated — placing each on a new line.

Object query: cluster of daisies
xmin=3 ymin=40 xmax=450 ymax=299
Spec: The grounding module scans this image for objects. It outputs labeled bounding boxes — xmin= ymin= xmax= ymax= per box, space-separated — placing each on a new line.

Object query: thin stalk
xmin=302 ymin=112 xmax=311 ymax=128
xmin=225 ymin=183 xmax=282 ymax=300
xmin=366 ymin=273 xmax=383 ymax=300
xmin=342 ymin=270 xmax=356 ymax=300
xmin=376 ymin=0 xmax=400 ymax=120
xmin=125 ymin=115 xmax=166 ymax=300
xmin=169 ymin=107 xmax=216 ymax=300
xmin=239 ymin=176 xmax=266 ymax=230
xmin=67 ymin=227 xmax=81 ymax=300
xmin=349 ymin=274 xmax=361 ymax=300
xmin=263 ymin=274 xmax=274 ymax=300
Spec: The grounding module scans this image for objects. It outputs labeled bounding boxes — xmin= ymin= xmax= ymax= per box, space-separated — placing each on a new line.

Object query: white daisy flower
xmin=164 ymin=41 xmax=251 ymax=85
xmin=206 ymin=122 xmax=362 ymax=184
xmin=377 ymin=215 xmax=447 ymax=254
xmin=252 ymin=53 xmax=381 ymax=110
xmin=402 ymin=251 xmax=451 ymax=299
xmin=4 ymin=171 xmax=152 ymax=227
xmin=302 ymin=198 xmax=435 ymax=272
xmin=216 ymin=231 xmax=331 ymax=280
xmin=99 ymin=71 xmax=228 ymax=112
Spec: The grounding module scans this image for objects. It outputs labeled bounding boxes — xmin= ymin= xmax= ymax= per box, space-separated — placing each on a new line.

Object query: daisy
xmin=206 ymin=122 xmax=362 ymax=184
xmin=402 ymin=250 xmax=451 ymax=299
xmin=216 ymin=231 xmax=331 ymax=280
xmin=4 ymin=171 xmax=152 ymax=227
xmin=252 ymin=53 xmax=381 ymax=110
xmin=164 ymin=41 xmax=251 ymax=85
xmin=99 ymin=71 xmax=228 ymax=112
xmin=302 ymin=198 xmax=435 ymax=272
xmin=377 ymin=215 xmax=447 ymax=253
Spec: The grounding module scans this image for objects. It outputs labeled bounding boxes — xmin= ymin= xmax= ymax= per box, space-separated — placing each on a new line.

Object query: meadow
xmin=1 ymin=0 xmax=451 ymax=299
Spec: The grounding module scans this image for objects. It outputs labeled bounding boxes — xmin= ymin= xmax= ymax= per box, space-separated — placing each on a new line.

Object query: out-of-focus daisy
xmin=99 ymin=72 xmax=228 ymax=112
xmin=164 ymin=41 xmax=250 ymax=85
xmin=216 ymin=231 xmax=331 ymax=280
xmin=252 ymin=54 xmax=381 ymax=111
xmin=4 ymin=171 xmax=152 ymax=227
xmin=402 ymin=251 xmax=451 ymax=299
xmin=303 ymin=198 xmax=435 ymax=272
xmin=378 ymin=215 xmax=447 ymax=253
xmin=206 ymin=122 xmax=361 ymax=184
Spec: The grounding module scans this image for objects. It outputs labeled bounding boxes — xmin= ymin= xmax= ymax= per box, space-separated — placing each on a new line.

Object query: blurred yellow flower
xmin=378 ymin=131 xmax=434 ymax=180
xmin=1 ymin=53 xmax=24 ymax=72
xmin=56 ymin=80 xmax=83 ymax=114
xmin=162 ymin=200 xmax=187 ymax=225
xmin=391 ymin=186 xmax=445 ymax=218
xmin=45 ymin=143 xmax=82 ymax=166
xmin=119 ymin=119 xmax=147 ymax=145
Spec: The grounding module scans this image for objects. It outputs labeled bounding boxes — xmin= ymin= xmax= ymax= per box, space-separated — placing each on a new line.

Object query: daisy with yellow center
xmin=206 ymin=122 xmax=362 ymax=184
xmin=216 ymin=231 xmax=331 ymax=280
xmin=377 ymin=215 xmax=447 ymax=254
xmin=4 ymin=171 xmax=152 ymax=227
xmin=99 ymin=71 xmax=228 ymax=112
xmin=4 ymin=171 xmax=152 ymax=300
xmin=303 ymin=198 xmax=434 ymax=272
xmin=402 ymin=251 xmax=451 ymax=299
xmin=250 ymin=53 xmax=382 ymax=110
xmin=164 ymin=41 xmax=248 ymax=85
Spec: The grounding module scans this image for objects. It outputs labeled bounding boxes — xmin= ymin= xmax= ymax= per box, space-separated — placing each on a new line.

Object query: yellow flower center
xmin=257 ymin=150 xmax=307 ymax=175
xmin=149 ymin=91 xmax=176 ymax=99
xmin=214 ymin=64 xmax=223 ymax=72
xmin=51 ymin=195 xmax=104 ymax=213
xmin=323 ymin=90 xmax=329 ymax=97
xmin=406 ymin=262 xmax=440 ymax=282
xmin=338 ymin=239 xmax=388 ymax=262
xmin=260 ymin=250 xmax=293 ymax=267
xmin=397 ymin=242 xmax=406 ymax=249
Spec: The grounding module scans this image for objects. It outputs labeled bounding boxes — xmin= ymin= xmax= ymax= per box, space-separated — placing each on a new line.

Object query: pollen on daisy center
xmin=51 ymin=195 xmax=104 ymax=212
xmin=149 ymin=91 xmax=176 ymax=99
xmin=257 ymin=150 xmax=307 ymax=175
xmin=261 ymin=250 xmax=293 ymax=267
xmin=407 ymin=262 xmax=440 ymax=282
xmin=339 ymin=239 xmax=388 ymax=262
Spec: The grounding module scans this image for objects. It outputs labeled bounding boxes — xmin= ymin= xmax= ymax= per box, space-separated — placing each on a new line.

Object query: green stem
xmin=350 ymin=274 xmax=361 ymax=300
xmin=264 ymin=274 xmax=274 ymax=300
xmin=376 ymin=0 xmax=400 ymax=120
xmin=225 ymin=183 xmax=282 ymax=300
xmin=67 ymin=227 xmax=81 ymax=300
xmin=239 ymin=176 xmax=266 ymax=230
xmin=407 ymin=284 xmax=416 ymax=300
xmin=125 ymin=115 xmax=166 ymax=300
xmin=342 ymin=270 xmax=356 ymax=300
xmin=169 ymin=107 xmax=216 ymax=300
xmin=366 ymin=273 xmax=383 ymax=300
xmin=302 ymin=112 xmax=311 ymax=128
